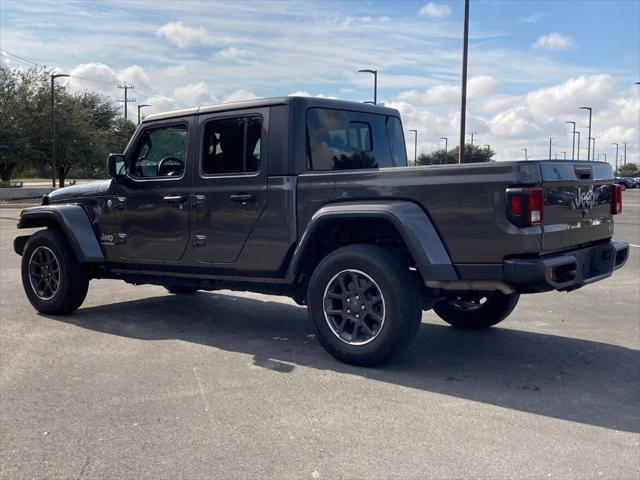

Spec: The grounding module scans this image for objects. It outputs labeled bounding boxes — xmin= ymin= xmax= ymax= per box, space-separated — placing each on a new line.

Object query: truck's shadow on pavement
xmin=49 ymin=291 xmax=639 ymax=433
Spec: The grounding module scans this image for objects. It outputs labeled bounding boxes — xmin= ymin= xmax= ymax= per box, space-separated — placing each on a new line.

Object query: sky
xmin=1 ymin=0 xmax=639 ymax=165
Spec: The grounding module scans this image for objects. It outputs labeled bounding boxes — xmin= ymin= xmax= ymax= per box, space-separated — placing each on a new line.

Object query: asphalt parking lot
xmin=1 ymin=191 xmax=639 ymax=479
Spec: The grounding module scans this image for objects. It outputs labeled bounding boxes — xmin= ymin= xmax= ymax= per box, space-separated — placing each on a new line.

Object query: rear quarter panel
xmin=297 ymin=162 xmax=543 ymax=265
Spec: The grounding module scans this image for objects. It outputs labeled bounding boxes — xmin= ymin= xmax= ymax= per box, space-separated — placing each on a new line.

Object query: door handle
xmin=230 ymin=193 xmax=255 ymax=203
xmin=163 ymin=195 xmax=186 ymax=204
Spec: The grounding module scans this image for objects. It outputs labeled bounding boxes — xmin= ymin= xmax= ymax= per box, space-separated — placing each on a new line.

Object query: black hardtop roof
xmin=142 ymin=96 xmax=401 ymax=123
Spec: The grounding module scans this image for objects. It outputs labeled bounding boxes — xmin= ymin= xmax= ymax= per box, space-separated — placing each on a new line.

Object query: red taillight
xmin=510 ymin=195 xmax=522 ymax=215
xmin=528 ymin=188 xmax=543 ymax=225
xmin=611 ymin=184 xmax=622 ymax=214
xmin=506 ymin=187 xmax=544 ymax=227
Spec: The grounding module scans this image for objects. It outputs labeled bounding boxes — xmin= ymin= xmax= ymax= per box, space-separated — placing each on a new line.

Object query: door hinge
xmin=192 ymin=194 xmax=207 ymax=207
xmin=193 ymin=235 xmax=207 ymax=247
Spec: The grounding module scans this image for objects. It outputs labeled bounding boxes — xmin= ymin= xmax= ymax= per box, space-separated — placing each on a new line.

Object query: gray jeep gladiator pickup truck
xmin=14 ymin=97 xmax=629 ymax=365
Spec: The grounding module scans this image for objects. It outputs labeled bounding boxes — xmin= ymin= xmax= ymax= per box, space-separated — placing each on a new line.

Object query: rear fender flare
xmin=16 ymin=205 xmax=105 ymax=263
xmin=288 ymin=201 xmax=458 ymax=282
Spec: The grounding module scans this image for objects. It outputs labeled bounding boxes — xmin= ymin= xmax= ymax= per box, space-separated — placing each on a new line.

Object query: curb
xmin=0 ymin=203 xmax=37 ymax=209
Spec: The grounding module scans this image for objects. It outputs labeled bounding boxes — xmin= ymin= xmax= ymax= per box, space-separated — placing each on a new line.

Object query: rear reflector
xmin=611 ymin=184 xmax=622 ymax=214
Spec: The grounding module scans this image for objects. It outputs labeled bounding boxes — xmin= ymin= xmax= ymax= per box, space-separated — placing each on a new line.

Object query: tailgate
xmin=541 ymin=161 xmax=615 ymax=252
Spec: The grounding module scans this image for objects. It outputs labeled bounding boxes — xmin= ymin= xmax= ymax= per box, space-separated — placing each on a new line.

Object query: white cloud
xmin=419 ymin=2 xmax=452 ymax=18
xmin=532 ymin=33 xmax=575 ymax=50
xmin=519 ymin=13 xmax=547 ymax=24
xmin=216 ymin=47 xmax=257 ymax=61
xmin=118 ymin=65 xmax=150 ymax=89
xmin=174 ymin=81 xmax=217 ymax=106
xmin=288 ymin=91 xmax=311 ymax=97
xmin=157 ymin=21 xmax=209 ymax=48
xmin=422 ymin=75 xmax=499 ymax=105
xmin=527 ymin=74 xmax=616 ymax=118
xmin=223 ymin=89 xmax=258 ymax=103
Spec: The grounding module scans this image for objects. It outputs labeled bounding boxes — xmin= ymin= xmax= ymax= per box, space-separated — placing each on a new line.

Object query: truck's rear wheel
xmin=433 ymin=292 xmax=519 ymax=329
xmin=21 ymin=229 xmax=89 ymax=315
xmin=307 ymin=244 xmax=422 ymax=366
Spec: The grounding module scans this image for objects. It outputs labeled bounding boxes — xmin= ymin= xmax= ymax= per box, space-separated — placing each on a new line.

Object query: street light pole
xmin=408 ymin=129 xmax=418 ymax=165
xmin=548 ymin=137 xmax=552 ymax=160
xmin=562 ymin=151 xmax=567 ymax=160
xmin=458 ymin=0 xmax=470 ymax=164
xmin=137 ymin=104 xmax=151 ymax=125
xmin=51 ymin=73 xmax=70 ymax=188
xmin=623 ymin=141 xmax=627 ymax=165
xmin=590 ymin=137 xmax=595 ymax=162
xmin=565 ymin=121 xmax=576 ymax=160
xmin=612 ymin=143 xmax=619 ymax=173
xmin=358 ymin=69 xmax=377 ymax=105
xmin=440 ymin=136 xmax=448 ymax=153
xmin=522 ymin=148 xmax=528 ymax=160
xmin=580 ymin=106 xmax=592 ymax=160
xmin=576 ymin=131 xmax=581 ymax=160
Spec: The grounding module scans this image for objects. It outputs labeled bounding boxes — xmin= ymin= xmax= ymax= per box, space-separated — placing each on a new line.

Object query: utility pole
xmin=565 ymin=121 xmax=576 ymax=159
xmin=562 ymin=151 xmax=566 ymax=160
xmin=612 ymin=143 xmax=619 ymax=173
xmin=458 ymin=0 xmax=470 ymax=164
xmin=580 ymin=106 xmax=592 ymax=160
xmin=358 ymin=69 xmax=377 ymax=105
xmin=408 ymin=129 xmax=418 ymax=165
xmin=548 ymin=137 xmax=552 ymax=160
xmin=51 ymin=73 xmax=70 ymax=188
xmin=118 ymin=83 xmax=136 ymax=121
xmin=137 ymin=104 xmax=151 ymax=125
xmin=440 ymin=136 xmax=448 ymax=153
xmin=469 ymin=132 xmax=475 ymax=148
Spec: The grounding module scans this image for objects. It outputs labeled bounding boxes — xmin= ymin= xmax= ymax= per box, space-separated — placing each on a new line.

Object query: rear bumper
xmin=503 ymin=239 xmax=629 ymax=293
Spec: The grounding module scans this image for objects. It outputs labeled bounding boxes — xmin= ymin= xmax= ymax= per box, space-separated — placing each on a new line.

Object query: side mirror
xmin=107 ymin=154 xmax=126 ymax=178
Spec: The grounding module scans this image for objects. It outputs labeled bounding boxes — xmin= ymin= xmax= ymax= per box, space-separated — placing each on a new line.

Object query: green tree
xmin=0 ymin=66 xmax=135 ymax=185
xmin=416 ymin=144 xmax=494 ymax=165
xmin=616 ymin=163 xmax=639 ymax=177
xmin=0 ymin=67 xmax=50 ymax=181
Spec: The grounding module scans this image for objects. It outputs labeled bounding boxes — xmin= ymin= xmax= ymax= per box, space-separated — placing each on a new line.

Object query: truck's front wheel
xmin=21 ymin=229 xmax=89 ymax=315
xmin=307 ymin=244 xmax=422 ymax=366
xmin=433 ymin=292 xmax=519 ymax=329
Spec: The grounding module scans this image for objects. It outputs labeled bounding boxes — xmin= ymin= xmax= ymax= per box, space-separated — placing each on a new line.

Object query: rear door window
xmin=306 ymin=108 xmax=394 ymax=170
xmin=202 ymin=115 xmax=262 ymax=175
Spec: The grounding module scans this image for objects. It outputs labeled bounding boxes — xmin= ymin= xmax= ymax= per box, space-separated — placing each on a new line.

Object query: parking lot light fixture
xmin=408 ymin=129 xmax=417 ymax=165
xmin=358 ymin=69 xmax=377 ymax=105
xmin=51 ymin=73 xmax=70 ymax=188
xmin=565 ymin=121 xmax=576 ymax=159
xmin=580 ymin=107 xmax=592 ymax=160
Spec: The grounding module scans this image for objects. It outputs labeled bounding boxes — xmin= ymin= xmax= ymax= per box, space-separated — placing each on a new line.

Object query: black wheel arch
xmin=16 ymin=205 xmax=104 ymax=263
xmin=287 ymin=201 xmax=458 ymax=285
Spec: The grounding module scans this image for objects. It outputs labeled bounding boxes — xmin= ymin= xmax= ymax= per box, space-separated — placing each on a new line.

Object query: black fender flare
xmin=288 ymin=201 xmax=458 ymax=282
xmin=15 ymin=205 xmax=105 ymax=263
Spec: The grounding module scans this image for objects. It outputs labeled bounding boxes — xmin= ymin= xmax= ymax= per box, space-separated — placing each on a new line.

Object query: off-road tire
xmin=307 ymin=244 xmax=422 ymax=366
xmin=433 ymin=292 xmax=520 ymax=329
xmin=21 ymin=229 xmax=89 ymax=315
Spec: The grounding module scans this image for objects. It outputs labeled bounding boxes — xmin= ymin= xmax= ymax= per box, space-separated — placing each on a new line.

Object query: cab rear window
xmin=307 ymin=108 xmax=405 ymax=171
